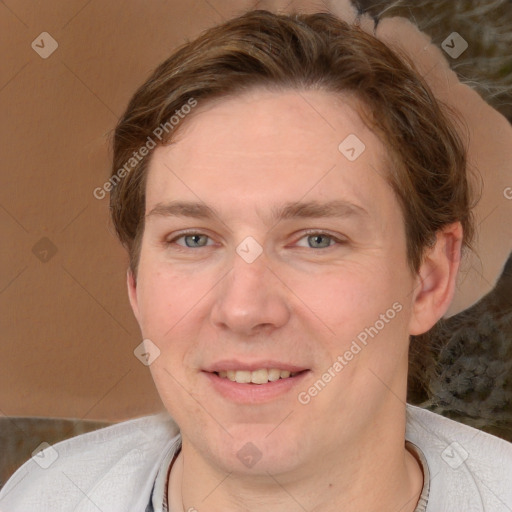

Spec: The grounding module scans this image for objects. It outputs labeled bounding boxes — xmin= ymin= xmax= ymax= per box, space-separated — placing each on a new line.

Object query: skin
xmin=127 ymin=88 xmax=463 ymax=512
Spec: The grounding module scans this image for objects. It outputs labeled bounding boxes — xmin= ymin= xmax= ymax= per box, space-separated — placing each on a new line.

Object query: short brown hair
xmin=109 ymin=9 xmax=477 ymax=390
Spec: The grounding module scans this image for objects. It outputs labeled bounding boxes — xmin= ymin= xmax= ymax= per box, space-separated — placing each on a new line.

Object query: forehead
xmin=145 ymin=88 xmax=395 ymax=223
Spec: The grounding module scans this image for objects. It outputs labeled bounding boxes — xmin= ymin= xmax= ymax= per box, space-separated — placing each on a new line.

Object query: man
xmin=1 ymin=8 xmax=511 ymax=512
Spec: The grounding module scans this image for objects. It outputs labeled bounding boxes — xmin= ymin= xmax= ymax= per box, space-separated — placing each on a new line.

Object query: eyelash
xmin=165 ymin=229 xmax=347 ymax=250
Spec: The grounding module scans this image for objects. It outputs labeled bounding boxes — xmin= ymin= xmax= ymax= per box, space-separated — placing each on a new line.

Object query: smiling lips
xmin=204 ymin=362 xmax=310 ymax=402
xmin=216 ymin=368 xmax=301 ymax=384
xmin=204 ymin=360 xmax=309 ymax=385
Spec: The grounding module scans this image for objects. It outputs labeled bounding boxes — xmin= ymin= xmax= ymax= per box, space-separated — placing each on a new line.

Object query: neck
xmin=168 ymin=408 xmax=424 ymax=512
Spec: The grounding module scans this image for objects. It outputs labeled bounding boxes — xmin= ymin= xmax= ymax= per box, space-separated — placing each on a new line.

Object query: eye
xmin=165 ymin=230 xmax=345 ymax=251
xmin=168 ymin=232 xmax=214 ymax=248
xmin=295 ymin=231 xmax=345 ymax=249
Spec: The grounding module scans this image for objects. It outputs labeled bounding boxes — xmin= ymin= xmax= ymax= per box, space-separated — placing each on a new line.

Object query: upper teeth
xmin=218 ymin=369 xmax=298 ymax=384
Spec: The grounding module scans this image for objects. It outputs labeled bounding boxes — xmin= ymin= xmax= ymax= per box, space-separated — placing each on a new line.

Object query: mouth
xmin=202 ymin=364 xmax=310 ymax=403
xmin=213 ymin=368 xmax=306 ymax=384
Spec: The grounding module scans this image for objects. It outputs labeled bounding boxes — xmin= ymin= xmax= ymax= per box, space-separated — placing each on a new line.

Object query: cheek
xmin=135 ymin=266 xmax=199 ymax=341
xmin=136 ymin=271 xmax=171 ymax=333
xmin=289 ymin=263 xmax=391 ymax=324
xmin=287 ymin=260 xmax=410 ymax=361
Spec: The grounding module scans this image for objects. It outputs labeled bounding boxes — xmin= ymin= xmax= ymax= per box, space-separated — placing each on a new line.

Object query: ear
xmin=408 ymin=222 xmax=463 ymax=336
xmin=127 ymin=268 xmax=141 ymax=323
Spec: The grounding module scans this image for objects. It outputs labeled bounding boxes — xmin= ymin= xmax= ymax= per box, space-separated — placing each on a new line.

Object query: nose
xmin=209 ymin=247 xmax=291 ymax=337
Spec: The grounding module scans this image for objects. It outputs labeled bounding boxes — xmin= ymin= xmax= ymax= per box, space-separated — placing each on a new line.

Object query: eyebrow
xmin=146 ymin=199 xmax=368 ymax=224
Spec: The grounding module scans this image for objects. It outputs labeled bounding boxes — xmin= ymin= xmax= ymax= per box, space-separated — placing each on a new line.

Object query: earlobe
xmin=408 ymin=222 xmax=463 ymax=336
xmin=126 ymin=268 xmax=140 ymax=322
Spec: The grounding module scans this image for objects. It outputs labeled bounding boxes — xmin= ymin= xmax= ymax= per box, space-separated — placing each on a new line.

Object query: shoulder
xmin=406 ymin=403 xmax=512 ymax=510
xmin=0 ymin=412 xmax=181 ymax=512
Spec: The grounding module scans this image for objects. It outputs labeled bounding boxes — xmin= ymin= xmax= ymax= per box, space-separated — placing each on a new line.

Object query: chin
xmin=205 ymin=426 xmax=304 ymax=476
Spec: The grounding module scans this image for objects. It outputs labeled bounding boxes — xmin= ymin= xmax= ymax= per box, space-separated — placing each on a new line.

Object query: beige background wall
xmin=1 ymin=0 xmax=290 ymax=421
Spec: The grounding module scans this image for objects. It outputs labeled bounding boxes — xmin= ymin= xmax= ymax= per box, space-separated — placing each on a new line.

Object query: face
xmin=128 ymin=88 xmax=424 ymax=477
